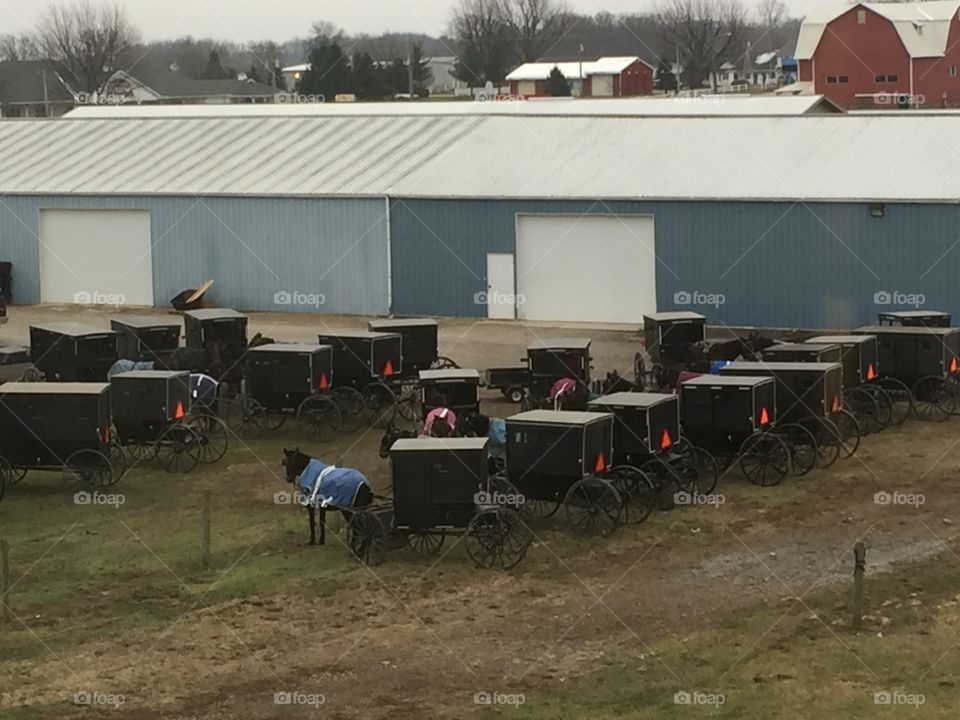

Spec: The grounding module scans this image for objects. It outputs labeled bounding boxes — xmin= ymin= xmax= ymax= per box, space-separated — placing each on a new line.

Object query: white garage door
xmin=39 ymin=209 xmax=154 ymax=306
xmin=592 ymin=75 xmax=614 ymax=97
xmin=516 ymin=214 xmax=656 ymax=324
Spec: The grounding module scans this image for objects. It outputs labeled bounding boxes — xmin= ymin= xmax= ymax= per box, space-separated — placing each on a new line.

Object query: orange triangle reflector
xmin=660 ymin=428 xmax=673 ymax=450
xmin=832 ymin=395 xmax=841 ymax=412
xmin=318 ymin=373 xmax=329 ymax=389
xmin=759 ymin=407 xmax=770 ymax=425
xmin=383 ymin=360 xmax=394 ymax=377
xmin=951 ymin=357 xmax=958 ymax=373
xmin=595 ymin=452 xmax=607 ymax=472
xmin=102 ymin=426 xmax=111 ymax=443
xmin=174 ymin=401 xmax=185 ymax=419
xmin=866 ymin=363 xmax=876 ymax=380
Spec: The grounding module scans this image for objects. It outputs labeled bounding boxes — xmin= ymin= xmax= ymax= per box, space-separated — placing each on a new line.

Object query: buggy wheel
xmin=506 ymin=387 xmax=526 ymax=403
xmin=330 ymin=387 xmax=365 ymax=432
xmin=126 ymin=441 xmax=158 ymax=462
xmin=738 ymin=432 xmax=789 ymax=487
xmin=487 ymin=475 xmax=524 ymax=511
xmin=431 ymin=356 xmax=459 ymax=370
xmin=21 ymin=367 xmax=42 ymax=382
xmin=226 ymin=396 xmax=269 ymax=437
xmin=860 ymin=384 xmax=893 ymax=430
xmin=811 ymin=419 xmax=841 ymax=468
xmin=844 ymin=387 xmax=883 ymax=435
xmin=0 ymin=456 xmax=10 ymax=501
xmin=395 ymin=385 xmax=421 ymax=423
xmin=873 ymin=378 xmax=912 ymax=426
xmin=521 ymin=496 xmax=562 ymax=519
xmin=563 ymin=477 xmax=622 ymax=538
xmin=189 ymin=414 xmax=229 ymax=464
xmin=408 ymin=531 xmax=445 ymax=555
xmin=156 ymin=423 xmax=201 ymax=474
xmin=831 ymin=410 xmax=861 ymax=458
xmin=63 ymin=449 xmax=113 ymax=489
xmin=106 ymin=433 xmax=128 ymax=480
xmin=296 ymin=395 xmax=342 ymax=441
xmin=774 ymin=423 xmax=818 ymax=477
xmin=362 ymin=382 xmax=397 ymax=428
xmin=465 ymin=508 xmax=532 ymax=570
xmin=675 ymin=445 xmax=720 ymax=495
xmin=605 ymin=465 xmax=657 ymax=525
xmin=346 ymin=510 xmax=388 ymax=566
xmin=912 ymin=376 xmax=954 ymax=422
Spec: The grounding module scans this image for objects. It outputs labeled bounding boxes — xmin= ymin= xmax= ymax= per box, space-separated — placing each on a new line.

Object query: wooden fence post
xmin=1 ymin=539 xmax=11 ymax=622
xmin=852 ymin=542 xmax=866 ymax=630
xmin=201 ymin=491 xmax=212 ymax=568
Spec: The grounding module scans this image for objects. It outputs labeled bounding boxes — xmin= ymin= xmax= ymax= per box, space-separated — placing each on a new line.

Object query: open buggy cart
xmin=345 ymin=438 xmax=532 ymax=569
xmin=24 ymin=323 xmax=119 ymax=382
xmin=0 ymin=382 xmax=118 ymax=490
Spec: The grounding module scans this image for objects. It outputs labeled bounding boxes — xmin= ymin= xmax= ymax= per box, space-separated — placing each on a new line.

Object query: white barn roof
xmin=796 ymin=1 xmax=960 ymax=59
xmin=506 ymin=56 xmax=650 ymax=81
xmin=0 ymin=113 xmax=956 ymax=202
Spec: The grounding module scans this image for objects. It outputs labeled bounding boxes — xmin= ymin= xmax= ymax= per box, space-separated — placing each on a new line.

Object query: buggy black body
xmin=317 ymin=331 xmax=403 ymax=387
xmin=877 ymin=310 xmax=951 ymax=328
xmin=587 ymin=392 xmax=680 ymax=466
xmin=419 ymin=368 xmax=481 ymax=420
xmin=525 ymin=337 xmax=592 ymax=408
xmin=184 ymin=309 xmax=248 ymax=378
xmin=643 ymin=311 xmax=706 ymax=364
xmin=368 ymin=318 xmax=441 ymax=375
xmin=806 ymin=335 xmax=879 ymax=388
xmin=720 ymin=361 xmax=843 ymax=423
xmin=110 ymin=370 xmax=192 ymax=444
xmin=29 ymin=323 xmax=119 ymax=381
xmin=245 ymin=344 xmax=334 ymax=412
xmin=681 ymin=375 xmax=776 ymax=448
xmin=761 ymin=343 xmax=842 ymax=364
xmin=111 ymin=315 xmax=181 ymax=362
xmin=853 ymin=326 xmax=960 ymax=386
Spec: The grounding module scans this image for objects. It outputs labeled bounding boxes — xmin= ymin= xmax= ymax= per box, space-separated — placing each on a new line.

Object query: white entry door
xmin=485 ymin=253 xmax=516 ymax=319
xmin=39 ymin=209 xmax=154 ymax=306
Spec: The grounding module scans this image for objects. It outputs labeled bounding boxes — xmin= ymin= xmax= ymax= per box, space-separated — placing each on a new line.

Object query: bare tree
xmin=35 ymin=1 xmax=141 ymax=93
xmin=450 ymin=0 xmax=514 ymax=86
xmin=757 ymin=0 xmax=787 ymax=29
xmin=506 ymin=0 xmax=574 ymax=62
xmin=656 ymin=0 xmax=747 ymax=89
xmin=0 ymin=34 xmax=41 ymax=62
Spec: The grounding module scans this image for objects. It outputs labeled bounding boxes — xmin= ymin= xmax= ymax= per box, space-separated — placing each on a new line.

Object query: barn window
xmin=950 ymin=65 xmax=958 ymax=77
xmin=875 ymin=74 xmax=898 ymax=83
xmin=858 ymin=10 xmax=867 ymax=23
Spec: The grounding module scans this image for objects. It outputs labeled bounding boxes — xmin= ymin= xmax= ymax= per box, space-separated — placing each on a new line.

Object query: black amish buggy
xmin=853 ymin=325 xmax=960 ymax=421
xmin=368 ymin=318 xmax=457 ymax=376
xmin=345 ymin=438 xmax=532 ymax=569
xmin=317 ymin=330 xmax=404 ymax=427
xmin=419 ymin=368 xmax=481 ymax=422
xmin=26 ymin=323 xmax=119 ymax=382
xmin=110 ymin=370 xmax=204 ymax=473
xmin=642 ymin=311 xmax=706 ymax=365
xmin=587 ymin=391 xmax=719 ymax=503
xmin=0 ymin=382 xmax=117 ymax=490
xmin=877 ymin=310 xmax=951 ymax=328
xmin=805 ymin=334 xmax=900 ymax=432
xmin=719 ymin=361 xmax=858 ymax=469
xmin=505 ymin=410 xmax=656 ymax=535
xmin=762 ymin=343 xmax=843 ymax=364
xmin=232 ymin=343 xmax=340 ymax=438
xmin=183 ymin=309 xmax=249 ymax=383
xmin=111 ymin=316 xmax=181 ymax=362
xmin=485 ymin=338 xmax=593 ymax=408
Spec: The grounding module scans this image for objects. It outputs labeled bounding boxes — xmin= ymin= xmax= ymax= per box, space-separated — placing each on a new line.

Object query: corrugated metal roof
xmin=0 ymin=113 xmax=958 ymax=202
xmin=63 ymin=94 xmax=840 ymax=118
xmin=506 ymin=56 xmax=649 ymax=81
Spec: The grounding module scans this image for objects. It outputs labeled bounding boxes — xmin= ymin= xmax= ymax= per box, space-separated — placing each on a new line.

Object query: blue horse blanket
xmin=297 ymin=458 xmax=370 ymax=509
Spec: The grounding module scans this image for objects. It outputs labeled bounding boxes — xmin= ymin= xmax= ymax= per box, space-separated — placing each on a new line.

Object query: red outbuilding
xmin=796 ymin=1 xmax=960 ymax=108
xmin=505 ymin=56 xmax=654 ymax=98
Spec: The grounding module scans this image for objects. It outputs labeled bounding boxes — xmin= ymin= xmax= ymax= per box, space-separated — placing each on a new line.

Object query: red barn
xmin=506 ymin=57 xmax=654 ymax=98
xmin=796 ymin=1 xmax=960 ymax=108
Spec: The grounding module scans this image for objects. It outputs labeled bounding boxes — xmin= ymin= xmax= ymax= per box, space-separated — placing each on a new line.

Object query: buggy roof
xmin=0 ymin=382 xmax=109 ymax=395
xmin=391 ymin=437 xmax=488 ymax=452
xmin=111 ymin=315 xmax=181 ymax=329
xmin=318 ymin=330 xmax=401 ymax=340
xmin=854 ymin=325 xmax=959 ymax=336
xmin=368 ymin=318 xmax=438 ymax=329
xmin=877 ymin=310 xmax=950 ymax=318
xmin=588 ymin=391 xmax=678 ymax=408
xmin=527 ymin=337 xmax=591 ymax=351
xmin=764 ymin=342 xmax=840 ymax=353
xmin=721 ymin=361 xmax=842 ymax=373
xmin=250 ymin=343 xmax=330 ymax=354
xmin=31 ymin=322 xmax=117 ymax=337
xmin=807 ymin=335 xmax=875 ymax=344
xmin=508 ymin=409 xmax=611 ymax=425
xmin=111 ymin=370 xmax=189 ymax=380
xmin=681 ymin=374 xmax=774 ymax=388
xmin=419 ymin=368 xmax=480 ymax=381
xmin=184 ymin=308 xmax=246 ymax=321
xmin=644 ymin=311 xmax=706 ymax=323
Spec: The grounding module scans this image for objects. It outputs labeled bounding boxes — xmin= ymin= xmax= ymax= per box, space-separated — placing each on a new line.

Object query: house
xmin=281 ymin=63 xmax=310 ymax=92
xmin=506 ymin=56 xmax=654 ymax=97
xmin=102 ymin=67 xmax=277 ymax=105
xmin=424 ymin=56 xmax=469 ymax=95
xmin=0 ymin=61 xmax=76 ymax=117
xmin=796 ymin=1 xmax=960 ymax=107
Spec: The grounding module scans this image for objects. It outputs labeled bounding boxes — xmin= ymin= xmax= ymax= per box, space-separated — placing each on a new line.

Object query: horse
xmin=282 ymin=448 xmax=374 ymax=546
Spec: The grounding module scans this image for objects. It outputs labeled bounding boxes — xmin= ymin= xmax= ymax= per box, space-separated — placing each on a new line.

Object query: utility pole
xmin=41 ymin=70 xmax=50 ymax=118
xmin=408 ymin=42 xmax=415 ymax=98
xmin=578 ymin=43 xmax=584 ymax=97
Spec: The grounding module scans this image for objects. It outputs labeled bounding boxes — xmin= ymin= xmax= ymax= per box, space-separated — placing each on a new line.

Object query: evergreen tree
xmin=298 ymin=38 xmax=353 ymax=98
xmin=544 ymin=65 xmax=571 ymax=96
xmin=353 ymin=52 xmax=386 ymax=99
xmin=655 ymin=58 xmax=677 ymax=92
xmin=200 ymin=49 xmax=231 ymax=79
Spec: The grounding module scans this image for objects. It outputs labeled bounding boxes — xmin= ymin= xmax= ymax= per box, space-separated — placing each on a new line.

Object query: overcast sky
xmin=3 ymin=0 xmax=806 ymax=43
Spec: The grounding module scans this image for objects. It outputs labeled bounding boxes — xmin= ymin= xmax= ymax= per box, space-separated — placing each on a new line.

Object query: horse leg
xmin=318 ymin=508 xmax=326 ymax=546
xmin=308 ymin=506 xmax=317 ymax=545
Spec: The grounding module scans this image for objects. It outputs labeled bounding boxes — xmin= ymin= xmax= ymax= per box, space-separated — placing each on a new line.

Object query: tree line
xmin=0 ymin=0 xmax=799 ymax=95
